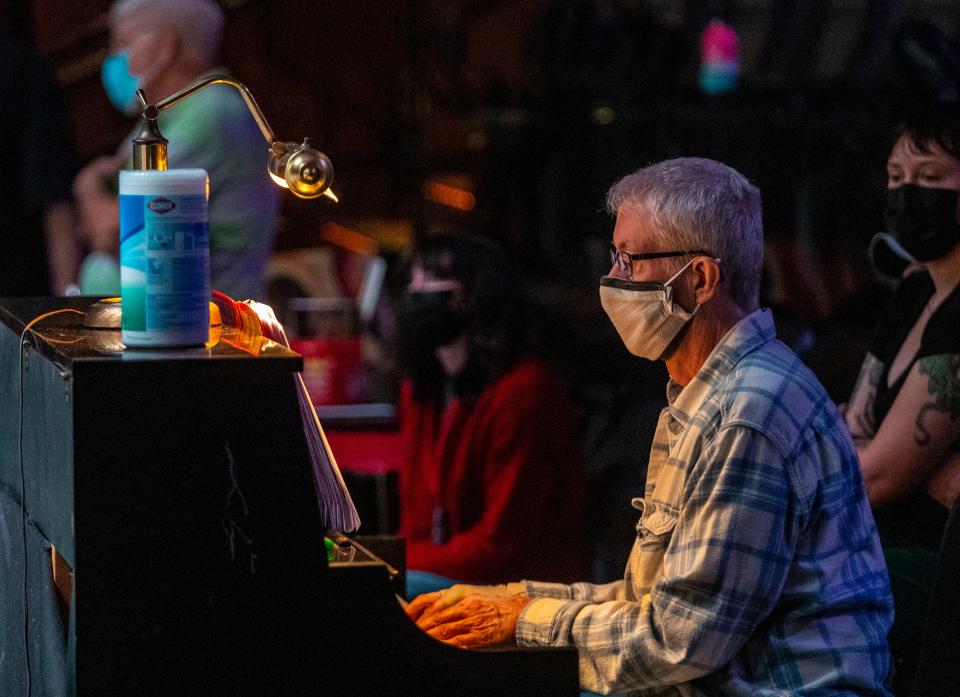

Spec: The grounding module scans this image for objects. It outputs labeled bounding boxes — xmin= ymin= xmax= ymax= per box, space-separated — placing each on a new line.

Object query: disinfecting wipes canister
xmin=120 ymin=169 xmax=211 ymax=347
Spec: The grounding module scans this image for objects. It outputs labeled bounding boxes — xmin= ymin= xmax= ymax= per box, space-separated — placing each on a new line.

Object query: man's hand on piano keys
xmin=405 ymin=582 xmax=522 ymax=624
xmin=412 ymin=593 xmax=532 ymax=648
xmin=405 ymin=590 xmax=446 ymax=623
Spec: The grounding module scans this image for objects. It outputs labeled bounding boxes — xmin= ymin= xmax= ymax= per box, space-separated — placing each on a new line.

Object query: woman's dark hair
xmin=890 ymin=101 xmax=960 ymax=160
xmin=398 ymin=230 xmax=532 ymax=402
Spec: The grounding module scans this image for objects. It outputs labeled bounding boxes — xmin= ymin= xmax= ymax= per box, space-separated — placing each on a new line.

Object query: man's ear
xmin=151 ymin=24 xmax=179 ymax=71
xmin=691 ymin=257 xmax=722 ymax=305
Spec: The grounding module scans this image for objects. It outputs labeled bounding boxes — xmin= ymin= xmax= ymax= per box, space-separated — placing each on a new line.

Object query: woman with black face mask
xmin=392 ymin=230 xmax=589 ymax=599
xmin=844 ymin=103 xmax=960 ymax=692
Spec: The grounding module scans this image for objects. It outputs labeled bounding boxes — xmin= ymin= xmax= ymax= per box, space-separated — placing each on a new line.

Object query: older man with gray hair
xmin=72 ymin=0 xmax=279 ymax=301
xmin=406 ymin=158 xmax=894 ymax=696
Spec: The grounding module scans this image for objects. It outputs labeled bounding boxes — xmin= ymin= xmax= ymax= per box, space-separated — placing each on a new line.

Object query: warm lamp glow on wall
xmin=130 ymin=75 xmax=337 ymax=201
xmin=423 ymin=179 xmax=475 ymax=211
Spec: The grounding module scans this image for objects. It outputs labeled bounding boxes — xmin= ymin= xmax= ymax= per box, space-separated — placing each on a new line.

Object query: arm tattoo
xmin=915 ymin=355 xmax=960 ymax=446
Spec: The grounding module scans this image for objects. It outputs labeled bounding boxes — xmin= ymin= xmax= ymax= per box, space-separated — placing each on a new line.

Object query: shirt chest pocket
xmin=633 ymin=498 xmax=679 ymax=543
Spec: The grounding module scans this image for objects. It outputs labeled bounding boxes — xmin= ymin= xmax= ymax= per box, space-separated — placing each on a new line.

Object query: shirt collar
xmin=122 ymin=67 xmax=233 ymax=163
xmin=666 ymin=308 xmax=776 ymax=420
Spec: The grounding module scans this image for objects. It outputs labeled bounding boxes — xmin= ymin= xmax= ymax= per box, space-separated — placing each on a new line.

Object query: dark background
xmin=16 ymin=1 xmax=960 ymax=277
xmin=10 ymin=0 xmax=960 ymax=579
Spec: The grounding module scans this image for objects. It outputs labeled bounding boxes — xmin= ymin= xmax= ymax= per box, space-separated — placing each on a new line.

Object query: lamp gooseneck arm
xmin=131 ymin=76 xmax=335 ymax=202
xmin=154 ymin=75 xmax=277 ymax=145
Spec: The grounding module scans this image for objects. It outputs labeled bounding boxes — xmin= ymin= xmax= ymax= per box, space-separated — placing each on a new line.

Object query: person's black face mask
xmin=884 ymin=184 xmax=960 ymax=261
xmin=397 ymin=289 xmax=464 ymax=349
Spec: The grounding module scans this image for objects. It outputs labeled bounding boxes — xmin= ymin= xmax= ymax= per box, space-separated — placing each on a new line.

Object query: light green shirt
xmin=132 ymin=71 xmax=280 ymax=300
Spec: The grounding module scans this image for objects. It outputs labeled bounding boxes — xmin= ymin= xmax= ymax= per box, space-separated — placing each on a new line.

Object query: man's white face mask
xmin=599 ymin=256 xmax=715 ymax=361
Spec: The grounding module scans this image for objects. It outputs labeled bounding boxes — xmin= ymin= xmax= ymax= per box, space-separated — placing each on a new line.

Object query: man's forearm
xmin=45 ymin=201 xmax=80 ymax=294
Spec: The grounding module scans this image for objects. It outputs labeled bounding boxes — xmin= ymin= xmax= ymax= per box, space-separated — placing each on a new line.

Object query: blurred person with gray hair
xmin=72 ymin=0 xmax=279 ymax=300
xmin=404 ymin=158 xmax=894 ymax=696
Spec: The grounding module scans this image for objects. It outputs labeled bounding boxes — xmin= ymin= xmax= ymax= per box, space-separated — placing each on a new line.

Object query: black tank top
xmin=867 ymin=271 xmax=960 ymax=549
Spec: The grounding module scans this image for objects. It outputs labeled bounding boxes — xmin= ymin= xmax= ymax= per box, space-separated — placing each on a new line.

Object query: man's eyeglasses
xmin=608 ymin=244 xmax=715 ymax=276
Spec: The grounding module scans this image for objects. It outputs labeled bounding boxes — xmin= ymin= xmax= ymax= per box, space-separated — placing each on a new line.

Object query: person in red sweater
xmin=395 ymin=230 xmax=590 ymax=597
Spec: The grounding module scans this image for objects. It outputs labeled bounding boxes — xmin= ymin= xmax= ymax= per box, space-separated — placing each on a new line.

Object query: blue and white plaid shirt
xmin=516 ymin=309 xmax=893 ymax=696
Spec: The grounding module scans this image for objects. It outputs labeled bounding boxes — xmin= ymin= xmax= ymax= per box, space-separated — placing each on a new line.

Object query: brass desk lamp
xmin=129 ymin=75 xmax=337 ymax=201
xmin=84 ymin=76 xmax=338 ymax=336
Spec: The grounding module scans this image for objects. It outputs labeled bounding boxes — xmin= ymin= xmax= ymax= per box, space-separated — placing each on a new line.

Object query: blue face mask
xmin=101 ymin=51 xmax=140 ymax=115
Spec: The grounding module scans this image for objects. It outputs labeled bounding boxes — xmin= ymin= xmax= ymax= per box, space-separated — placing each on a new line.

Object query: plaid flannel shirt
xmin=516 ymin=309 xmax=893 ymax=696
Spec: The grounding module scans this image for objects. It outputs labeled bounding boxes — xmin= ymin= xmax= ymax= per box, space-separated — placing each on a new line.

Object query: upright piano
xmin=0 ymin=296 xmax=578 ymax=696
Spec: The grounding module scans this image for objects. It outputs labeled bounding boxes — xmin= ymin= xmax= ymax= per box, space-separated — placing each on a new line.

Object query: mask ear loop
xmin=664 ymin=255 xmax=723 ymax=286
xmin=664 ymin=256 xmax=700 ymax=287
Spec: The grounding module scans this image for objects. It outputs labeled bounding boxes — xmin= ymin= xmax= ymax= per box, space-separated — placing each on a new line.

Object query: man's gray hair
xmin=111 ymin=0 xmax=225 ymax=69
xmin=606 ymin=157 xmax=764 ymax=311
